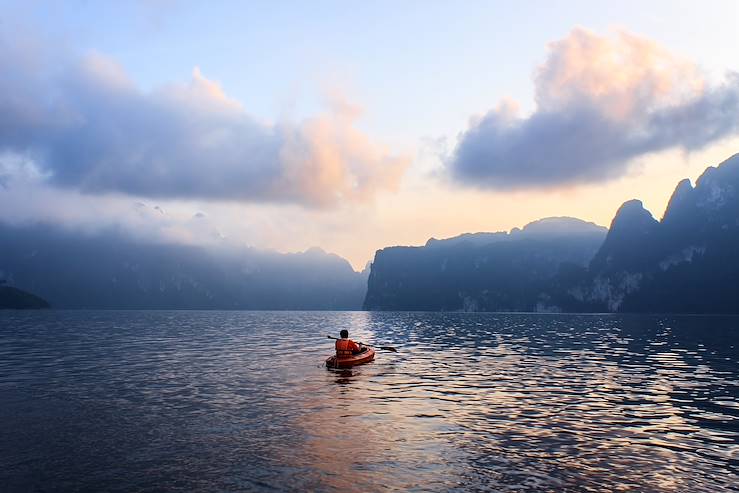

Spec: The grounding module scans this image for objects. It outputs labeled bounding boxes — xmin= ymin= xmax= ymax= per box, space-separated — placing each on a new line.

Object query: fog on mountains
xmin=0 ymin=222 xmax=367 ymax=309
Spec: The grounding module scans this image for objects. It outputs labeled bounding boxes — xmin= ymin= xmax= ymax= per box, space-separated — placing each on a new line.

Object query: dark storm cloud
xmin=448 ymin=28 xmax=739 ymax=189
xmin=0 ymin=36 xmax=408 ymax=207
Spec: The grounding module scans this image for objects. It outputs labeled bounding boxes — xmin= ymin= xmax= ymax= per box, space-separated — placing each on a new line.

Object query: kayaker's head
xmin=340 ymin=329 xmax=349 ymax=339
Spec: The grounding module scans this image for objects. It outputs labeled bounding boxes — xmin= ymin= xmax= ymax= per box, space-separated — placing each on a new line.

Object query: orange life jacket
xmin=335 ymin=338 xmax=360 ymax=357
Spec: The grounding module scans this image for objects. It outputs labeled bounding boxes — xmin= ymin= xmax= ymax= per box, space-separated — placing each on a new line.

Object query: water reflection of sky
xmin=1 ymin=311 xmax=737 ymax=491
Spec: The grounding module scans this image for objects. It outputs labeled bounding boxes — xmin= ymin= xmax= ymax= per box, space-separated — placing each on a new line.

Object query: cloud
xmin=448 ymin=28 xmax=739 ymax=189
xmin=0 ymin=34 xmax=409 ymax=207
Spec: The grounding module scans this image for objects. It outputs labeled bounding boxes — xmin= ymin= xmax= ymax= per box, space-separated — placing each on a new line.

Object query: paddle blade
xmin=379 ymin=346 xmax=398 ymax=352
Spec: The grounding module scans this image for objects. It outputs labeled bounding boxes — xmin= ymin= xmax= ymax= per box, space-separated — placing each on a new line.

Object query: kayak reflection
xmin=330 ymin=368 xmax=357 ymax=385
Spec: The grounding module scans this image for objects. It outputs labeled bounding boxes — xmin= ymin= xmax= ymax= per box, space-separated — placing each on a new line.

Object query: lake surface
xmin=1 ymin=311 xmax=738 ymax=492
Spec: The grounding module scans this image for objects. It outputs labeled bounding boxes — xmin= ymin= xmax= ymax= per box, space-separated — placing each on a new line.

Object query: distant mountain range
xmin=365 ymin=153 xmax=739 ymax=314
xmin=364 ymin=217 xmax=607 ymax=311
xmin=0 ymin=224 xmax=367 ymax=309
xmin=2 ymin=154 xmax=737 ymax=313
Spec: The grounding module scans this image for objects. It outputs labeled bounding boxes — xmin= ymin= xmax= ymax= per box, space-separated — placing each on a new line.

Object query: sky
xmin=1 ymin=0 xmax=738 ymax=269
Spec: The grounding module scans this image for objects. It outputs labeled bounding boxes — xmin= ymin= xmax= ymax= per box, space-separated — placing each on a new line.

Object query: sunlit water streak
xmin=1 ymin=311 xmax=738 ymax=492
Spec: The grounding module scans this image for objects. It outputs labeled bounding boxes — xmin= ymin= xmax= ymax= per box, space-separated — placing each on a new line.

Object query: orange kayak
xmin=325 ymin=347 xmax=376 ymax=368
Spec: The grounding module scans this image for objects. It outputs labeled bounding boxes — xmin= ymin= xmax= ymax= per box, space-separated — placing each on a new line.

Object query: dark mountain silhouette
xmin=0 ymin=223 xmax=367 ymax=309
xmin=363 ymin=217 xmax=607 ymax=311
xmin=0 ymin=281 xmax=50 ymax=309
xmin=560 ymin=153 xmax=739 ymax=313
xmin=364 ymin=153 xmax=739 ymax=314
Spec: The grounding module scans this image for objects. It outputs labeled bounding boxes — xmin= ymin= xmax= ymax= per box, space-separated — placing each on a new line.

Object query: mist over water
xmin=1 ymin=311 xmax=738 ymax=492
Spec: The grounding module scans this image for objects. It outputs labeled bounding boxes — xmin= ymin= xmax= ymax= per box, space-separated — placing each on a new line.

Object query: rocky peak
xmin=662 ymin=178 xmax=694 ymax=224
xmin=517 ymin=216 xmax=607 ymax=238
xmin=690 ymin=154 xmax=739 ymax=221
xmin=590 ymin=200 xmax=660 ymax=272
xmin=609 ymin=200 xmax=659 ymax=234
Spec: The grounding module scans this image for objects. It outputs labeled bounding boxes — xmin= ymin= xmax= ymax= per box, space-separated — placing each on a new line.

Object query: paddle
xmin=326 ymin=335 xmax=398 ymax=352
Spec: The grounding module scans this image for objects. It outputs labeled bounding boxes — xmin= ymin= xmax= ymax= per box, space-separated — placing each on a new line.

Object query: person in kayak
xmin=336 ymin=329 xmax=364 ymax=356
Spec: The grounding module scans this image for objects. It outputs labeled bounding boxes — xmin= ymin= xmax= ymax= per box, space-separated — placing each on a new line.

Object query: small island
xmin=0 ymin=281 xmax=50 ymax=309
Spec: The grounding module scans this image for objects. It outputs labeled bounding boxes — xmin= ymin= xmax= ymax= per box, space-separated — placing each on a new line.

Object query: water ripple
xmin=0 ymin=311 xmax=738 ymax=492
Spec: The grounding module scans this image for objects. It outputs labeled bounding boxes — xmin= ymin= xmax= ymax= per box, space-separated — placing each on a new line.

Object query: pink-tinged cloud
xmin=0 ymin=36 xmax=409 ymax=208
xmin=448 ymin=28 xmax=739 ymax=188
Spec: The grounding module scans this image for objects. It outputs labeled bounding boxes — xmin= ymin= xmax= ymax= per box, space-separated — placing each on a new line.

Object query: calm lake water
xmin=1 ymin=311 xmax=738 ymax=492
